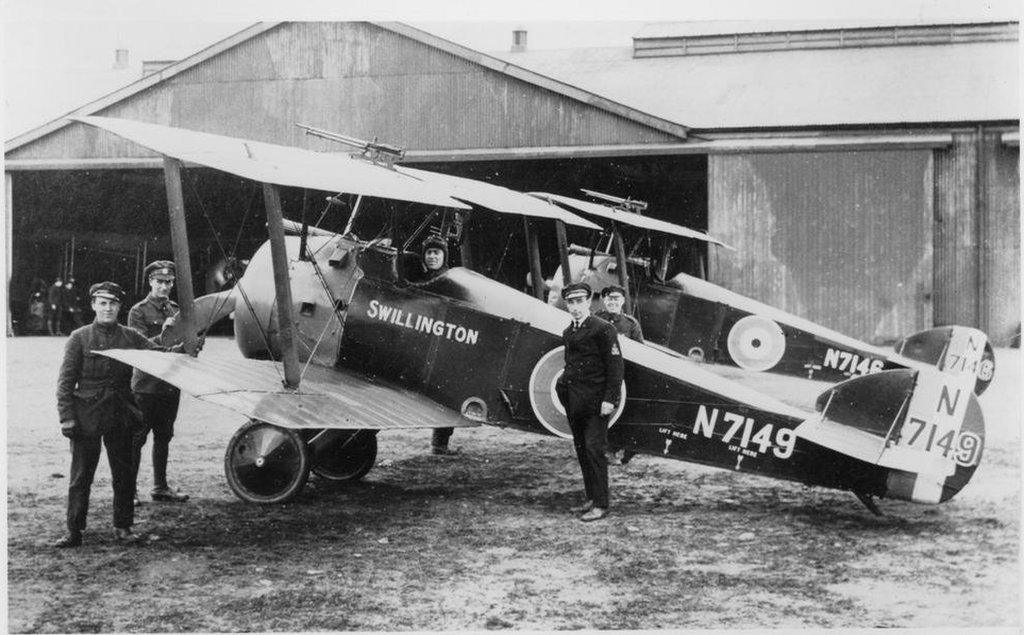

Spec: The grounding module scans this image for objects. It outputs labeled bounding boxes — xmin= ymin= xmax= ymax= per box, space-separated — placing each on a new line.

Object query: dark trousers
xmin=66 ymin=428 xmax=135 ymax=532
xmin=561 ymin=386 xmax=610 ymax=509
xmin=432 ymin=427 xmax=454 ymax=448
xmin=132 ymin=393 xmax=180 ymax=492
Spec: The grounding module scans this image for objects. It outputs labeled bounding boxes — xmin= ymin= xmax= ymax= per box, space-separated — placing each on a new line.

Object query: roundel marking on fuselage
xmin=528 ymin=346 xmax=626 ymax=439
xmin=726 ymin=315 xmax=787 ymax=372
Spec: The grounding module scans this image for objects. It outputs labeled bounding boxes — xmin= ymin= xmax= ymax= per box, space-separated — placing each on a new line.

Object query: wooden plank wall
xmin=708 ymin=150 xmax=933 ymax=344
xmin=8 ymin=22 xmax=677 ymax=162
xmin=933 ymin=131 xmax=981 ymax=330
xmin=980 ymin=130 xmax=1020 ymax=346
xmin=933 ymin=127 xmax=1020 ymax=346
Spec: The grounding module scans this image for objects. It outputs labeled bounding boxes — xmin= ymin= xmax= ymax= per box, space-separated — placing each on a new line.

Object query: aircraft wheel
xmin=308 ymin=430 xmax=378 ymax=482
xmin=224 ymin=420 xmax=310 ymax=504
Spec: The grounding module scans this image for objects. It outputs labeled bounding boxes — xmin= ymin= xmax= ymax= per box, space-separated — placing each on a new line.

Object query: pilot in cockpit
xmin=415 ymin=235 xmax=459 ymax=456
xmin=418 ymin=235 xmax=449 ymax=282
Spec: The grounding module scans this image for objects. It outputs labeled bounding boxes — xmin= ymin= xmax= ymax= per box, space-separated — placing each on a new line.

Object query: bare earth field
xmin=5 ymin=336 xmax=1021 ymax=632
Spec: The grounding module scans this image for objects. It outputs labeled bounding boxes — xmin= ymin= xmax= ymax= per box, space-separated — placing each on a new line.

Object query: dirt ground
xmin=5 ymin=336 xmax=1021 ymax=632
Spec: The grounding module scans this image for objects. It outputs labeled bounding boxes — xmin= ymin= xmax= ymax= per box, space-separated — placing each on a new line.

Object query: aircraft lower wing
xmin=99 ymin=349 xmax=477 ymax=431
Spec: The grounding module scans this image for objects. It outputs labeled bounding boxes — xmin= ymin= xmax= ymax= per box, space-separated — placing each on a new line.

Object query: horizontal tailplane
xmin=798 ymin=368 xmax=984 ymax=504
xmin=894 ymin=326 xmax=995 ymax=395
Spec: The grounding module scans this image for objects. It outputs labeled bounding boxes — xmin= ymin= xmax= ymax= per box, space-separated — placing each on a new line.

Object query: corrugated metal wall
xmin=708 ymin=150 xmax=933 ymax=344
xmin=8 ymin=22 xmax=678 ymax=162
xmin=934 ymin=128 xmax=1020 ymax=345
xmin=933 ymin=132 xmax=981 ymax=330
xmin=982 ymin=133 xmax=1020 ymax=345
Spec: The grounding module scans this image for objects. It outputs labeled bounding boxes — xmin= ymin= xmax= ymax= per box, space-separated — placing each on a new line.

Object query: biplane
xmin=533 ymin=190 xmax=996 ymax=397
xmin=74 ymin=116 xmax=986 ymax=514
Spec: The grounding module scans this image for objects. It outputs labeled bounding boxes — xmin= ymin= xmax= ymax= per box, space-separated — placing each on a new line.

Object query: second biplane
xmin=534 ymin=190 xmax=996 ymax=396
xmin=74 ymin=116 xmax=986 ymax=515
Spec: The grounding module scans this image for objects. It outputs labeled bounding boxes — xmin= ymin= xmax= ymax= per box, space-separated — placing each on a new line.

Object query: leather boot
xmin=53 ymin=531 xmax=83 ymax=548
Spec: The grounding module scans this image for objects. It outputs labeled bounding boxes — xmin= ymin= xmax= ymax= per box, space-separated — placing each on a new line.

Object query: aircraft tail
xmin=797 ymin=368 xmax=984 ymax=504
xmin=894 ymin=326 xmax=995 ymax=395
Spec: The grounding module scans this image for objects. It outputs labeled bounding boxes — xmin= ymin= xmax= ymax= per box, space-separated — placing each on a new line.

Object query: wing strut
xmin=555 ymin=220 xmax=572 ymax=286
xmin=524 ymin=218 xmax=545 ymax=301
xmin=610 ymin=223 xmax=633 ymax=312
xmin=162 ymin=157 xmax=199 ymax=355
xmin=262 ymin=183 xmax=301 ymax=389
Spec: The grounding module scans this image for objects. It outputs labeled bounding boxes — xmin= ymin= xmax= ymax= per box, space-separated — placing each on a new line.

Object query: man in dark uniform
xmin=128 ymin=260 xmax=190 ymax=503
xmin=54 ymin=282 xmax=173 ymax=547
xmin=63 ymin=277 xmax=85 ymax=330
xmin=555 ymin=282 xmax=624 ymax=522
xmin=47 ymin=277 xmax=64 ymax=335
xmin=595 ymin=285 xmax=644 ymax=343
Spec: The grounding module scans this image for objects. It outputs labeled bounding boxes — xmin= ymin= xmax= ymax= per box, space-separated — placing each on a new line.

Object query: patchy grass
xmin=7 ymin=337 xmax=1021 ymax=631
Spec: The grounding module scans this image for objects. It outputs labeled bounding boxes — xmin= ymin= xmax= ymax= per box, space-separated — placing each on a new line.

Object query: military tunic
xmin=555 ymin=315 xmax=624 ymax=509
xmin=56 ymin=321 xmax=162 ymax=532
xmin=594 ymin=310 xmax=644 ymax=343
xmin=129 ymin=296 xmax=180 ymax=396
xmin=128 ymin=295 xmax=182 ymax=493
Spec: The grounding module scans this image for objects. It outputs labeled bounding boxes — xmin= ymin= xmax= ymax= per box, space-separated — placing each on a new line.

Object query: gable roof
xmin=5 ymin=21 xmax=687 ymax=155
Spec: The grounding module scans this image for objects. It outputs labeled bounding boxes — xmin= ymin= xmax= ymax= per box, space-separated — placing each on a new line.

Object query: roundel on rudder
xmin=726 ymin=315 xmax=787 ymax=372
xmin=528 ymin=346 xmax=626 ymax=439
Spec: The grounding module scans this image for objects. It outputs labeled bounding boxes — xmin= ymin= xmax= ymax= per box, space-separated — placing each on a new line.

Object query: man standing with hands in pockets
xmin=555 ymin=282 xmax=624 ymax=522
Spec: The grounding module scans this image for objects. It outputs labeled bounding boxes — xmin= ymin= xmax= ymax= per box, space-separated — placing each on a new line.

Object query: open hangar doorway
xmin=8 ymin=168 xmax=270 ymax=335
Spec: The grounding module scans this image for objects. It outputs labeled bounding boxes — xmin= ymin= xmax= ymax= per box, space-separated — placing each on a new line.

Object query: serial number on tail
xmin=944 ymin=353 xmax=992 ymax=380
xmin=823 ymin=348 xmax=884 ymax=377
xmin=899 ymin=418 xmax=983 ymax=467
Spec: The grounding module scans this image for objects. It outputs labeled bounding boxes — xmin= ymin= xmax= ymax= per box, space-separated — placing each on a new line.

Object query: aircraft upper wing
xmin=98 ymin=349 xmax=477 ymax=431
xmin=396 ymin=166 xmax=601 ymax=230
xmin=530 ymin=191 xmax=734 ymax=249
xmin=71 ymin=116 xmax=470 ymax=210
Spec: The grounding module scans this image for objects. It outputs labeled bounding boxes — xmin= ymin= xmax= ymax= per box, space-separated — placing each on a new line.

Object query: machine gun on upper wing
xmin=72 ymin=116 xmax=986 ymax=514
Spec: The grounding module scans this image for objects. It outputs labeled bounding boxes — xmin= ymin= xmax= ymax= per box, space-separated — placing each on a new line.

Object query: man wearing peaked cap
xmin=595 ymin=285 xmax=644 ymax=343
xmin=128 ymin=260 xmax=190 ymax=504
xmin=555 ymin=280 xmax=623 ymax=522
xmin=561 ymin=282 xmax=592 ymax=302
xmin=54 ymin=280 xmax=180 ymax=548
xmin=89 ymin=281 xmax=125 ymax=302
xmin=143 ymin=260 xmax=176 ymax=280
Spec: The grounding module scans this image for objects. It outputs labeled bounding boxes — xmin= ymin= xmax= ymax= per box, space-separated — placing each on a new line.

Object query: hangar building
xmin=4 ymin=20 xmax=1019 ymax=344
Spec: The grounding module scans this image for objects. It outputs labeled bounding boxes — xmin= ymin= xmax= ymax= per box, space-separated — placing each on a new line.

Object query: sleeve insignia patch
xmin=611 ymin=343 xmax=621 ymax=356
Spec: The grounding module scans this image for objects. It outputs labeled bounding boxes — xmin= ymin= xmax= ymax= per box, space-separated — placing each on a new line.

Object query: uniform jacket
xmin=557 ymin=315 xmax=624 ymax=406
xmin=56 ymin=321 xmax=163 ymax=436
xmin=594 ymin=310 xmax=644 ymax=343
xmin=128 ymin=295 xmax=180 ymax=395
